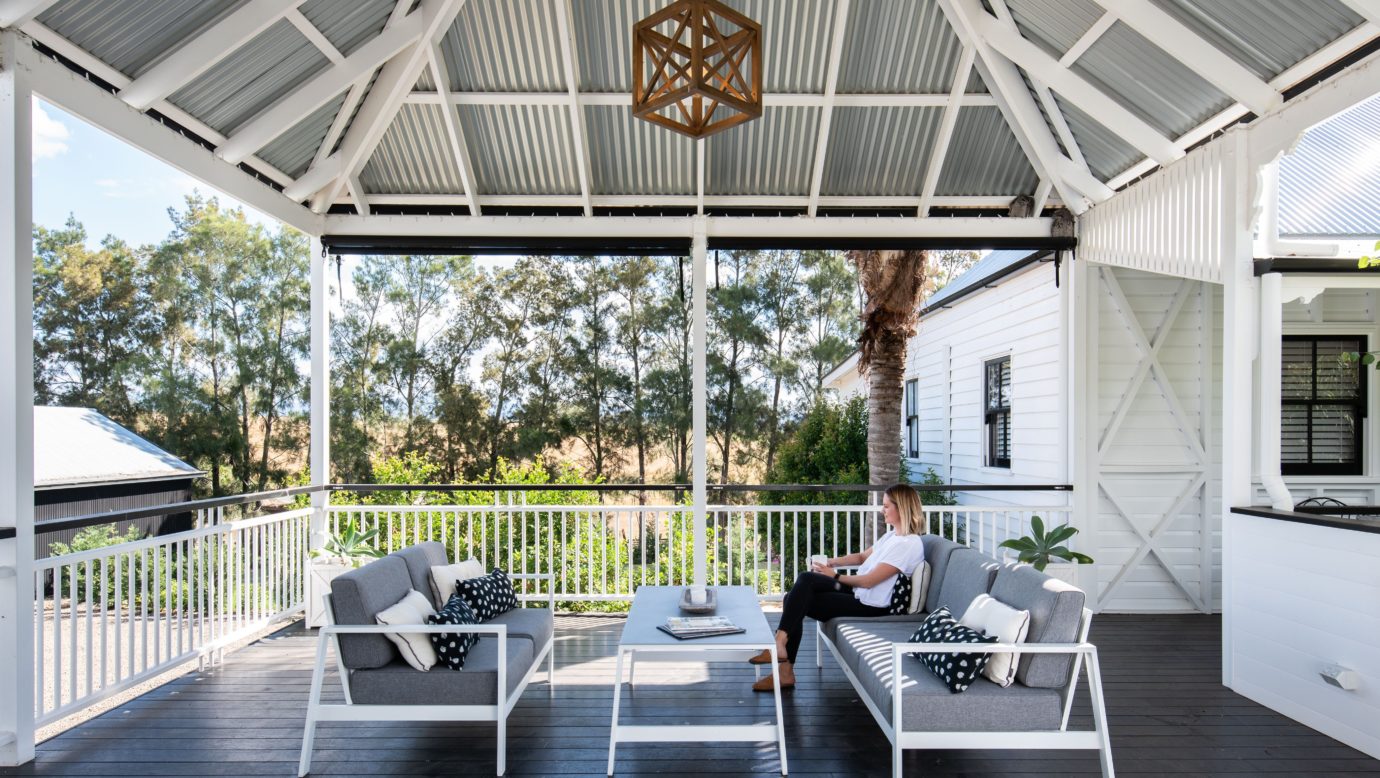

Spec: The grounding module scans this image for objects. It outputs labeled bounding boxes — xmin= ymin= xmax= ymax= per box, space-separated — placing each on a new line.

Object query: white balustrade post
xmin=691 ymin=217 xmax=708 ymax=589
xmin=309 ymin=236 xmax=331 ymax=552
xmin=0 ymin=29 xmax=36 ymax=766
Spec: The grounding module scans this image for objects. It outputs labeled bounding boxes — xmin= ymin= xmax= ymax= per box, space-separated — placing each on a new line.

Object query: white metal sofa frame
xmin=816 ymin=607 xmax=1113 ymax=777
xmin=298 ymin=573 xmax=555 ymax=777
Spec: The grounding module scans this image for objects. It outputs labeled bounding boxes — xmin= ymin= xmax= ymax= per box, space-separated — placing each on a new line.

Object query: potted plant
xmin=306 ymin=521 xmax=385 ymax=627
xmin=998 ymin=515 xmax=1095 ymax=592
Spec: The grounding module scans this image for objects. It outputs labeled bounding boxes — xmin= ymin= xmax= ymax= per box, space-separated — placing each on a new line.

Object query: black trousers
xmin=777 ymin=572 xmax=889 ymax=663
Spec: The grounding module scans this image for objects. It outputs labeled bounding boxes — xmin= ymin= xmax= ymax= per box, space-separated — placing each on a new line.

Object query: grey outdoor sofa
xmin=298 ymin=541 xmax=554 ymax=777
xmin=816 ymin=535 xmax=1113 ymax=777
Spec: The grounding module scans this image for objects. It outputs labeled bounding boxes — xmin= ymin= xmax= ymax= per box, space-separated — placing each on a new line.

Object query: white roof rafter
xmin=286 ymin=9 xmax=345 ymax=65
xmin=806 ymin=0 xmax=850 ymax=218
xmin=405 ymin=91 xmax=998 ymax=108
xmin=426 ymin=43 xmax=481 ymax=216
xmin=1059 ymin=11 xmax=1115 ymax=68
xmin=917 ymin=45 xmax=973 ymax=217
xmin=554 ymin=0 xmax=594 ymax=217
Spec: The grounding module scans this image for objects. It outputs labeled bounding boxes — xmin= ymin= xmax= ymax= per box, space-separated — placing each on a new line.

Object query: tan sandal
xmin=748 ymin=649 xmax=775 ymax=665
xmin=752 ymin=672 xmax=794 ymax=692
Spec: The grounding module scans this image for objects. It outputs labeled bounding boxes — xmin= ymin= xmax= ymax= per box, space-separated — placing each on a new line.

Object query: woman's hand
xmin=811 ymin=562 xmax=837 ymax=578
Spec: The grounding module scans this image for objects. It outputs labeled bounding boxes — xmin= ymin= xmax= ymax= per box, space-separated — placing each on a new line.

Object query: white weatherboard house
xmin=4 ymin=0 xmax=1380 ymax=772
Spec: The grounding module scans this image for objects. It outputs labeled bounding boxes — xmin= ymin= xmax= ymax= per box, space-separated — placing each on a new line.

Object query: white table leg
xmin=771 ymin=644 xmax=788 ymax=775
xmin=608 ymin=648 xmax=625 ymax=776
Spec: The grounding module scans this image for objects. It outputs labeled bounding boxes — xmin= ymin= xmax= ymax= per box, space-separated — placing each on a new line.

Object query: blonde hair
xmin=885 ymin=484 xmax=927 ymax=536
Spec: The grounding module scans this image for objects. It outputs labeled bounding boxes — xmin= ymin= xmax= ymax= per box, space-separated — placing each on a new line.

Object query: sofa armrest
xmin=509 ymin=572 xmax=555 ymax=608
xmin=322 ymin=623 xmax=508 ymax=637
xmin=894 ymin=641 xmax=1095 ymax=656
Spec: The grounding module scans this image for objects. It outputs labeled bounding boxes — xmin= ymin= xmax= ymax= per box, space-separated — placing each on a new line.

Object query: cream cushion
xmin=430 ymin=558 xmax=486 ymax=605
xmin=374 ymin=590 xmax=438 ymax=671
xmin=959 ymin=593 xmax=1031 ymax=687
xmin=907 ymin=560 xmax=932 ymax=614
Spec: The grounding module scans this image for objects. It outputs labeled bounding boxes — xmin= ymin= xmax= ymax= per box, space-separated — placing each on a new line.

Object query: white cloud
xmin=31 ymin=98 xmax=70 ymax=160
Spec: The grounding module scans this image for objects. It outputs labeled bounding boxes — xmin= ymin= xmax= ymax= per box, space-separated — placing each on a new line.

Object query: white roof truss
xmin=1059 ymin=11 xmax=1115 ymax=68
xmin=806 ymin=0 xmax=850 ymax=218
xmin=916 ymin=44 xmax=973 ymax=217
xmin=286 ymin=9 xmax=346 ymax=65
xmin=120 ymin=0 xmax=307 ymax=112
xmin=554 ymin=0 xmax=594 ymax=217
xmin=426 ymin=42 xmax=481 ymax=216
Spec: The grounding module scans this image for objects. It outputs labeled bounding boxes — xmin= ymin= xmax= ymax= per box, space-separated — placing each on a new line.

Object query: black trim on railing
xmin=331 ymin=483 xmax=1073 ymax=493
xmin=1231 ymin=506 xmax=1380 ymax=535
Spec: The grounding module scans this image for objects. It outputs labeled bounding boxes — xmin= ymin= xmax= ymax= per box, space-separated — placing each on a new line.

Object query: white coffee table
xmin=607 ymin=585 xmax=787 ymax=776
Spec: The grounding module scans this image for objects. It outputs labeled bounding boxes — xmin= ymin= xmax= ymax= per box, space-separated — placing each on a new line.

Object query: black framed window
xmin=1282 ymin=336 xmax=1366 ymax=476
xmin=984 ymin=356 xmax=1011 ymax=468
xmin=905 ymin=379 xmax=919 ymax=458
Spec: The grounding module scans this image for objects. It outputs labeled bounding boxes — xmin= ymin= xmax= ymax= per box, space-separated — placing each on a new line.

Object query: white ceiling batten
xmin=405 ymin=91 xmax=997 ymax=108
xmin=1089 ymin=0 xmax=1280 ymax=116
xmin=806 ymin=0 xmax=850 ymax=218
xmin=119 ymin=0 xmax=307 ymax=112
xmin=215 ymin=7 xmax=430 ymax=166
xmin=347 ymin=175 xmax=371 ymax=216
xmin=426 ymin=43 xmax=481 ymax=216
xmin=916 ymin=45 xmax=973 ymax=217
xmin=554 ymin=0 xmax=594 ymax=217
xmin=1059 ymin=12 xmax=1115 ymax=68
xmin=286 ymin=9 xmax=345 ymax=66
xmin=0 ymin=0 xmax=57 ymax=28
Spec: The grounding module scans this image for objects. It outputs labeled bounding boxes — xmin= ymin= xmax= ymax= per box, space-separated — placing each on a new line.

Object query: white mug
xmin=690 ymin=585 xmax=707 ymax=604
xmin=809 ymin=554 xmax=828 ymax=569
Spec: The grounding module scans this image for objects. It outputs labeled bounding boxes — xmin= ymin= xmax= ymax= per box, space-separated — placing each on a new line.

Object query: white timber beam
xmin=962 ymin=0 xmax=1182 ymax=166
xmin=0 ymin=28 xmax=36 ymax=768
xmin=287 ymin=9 xmax=345 ymax=65
xmin=0 ymin=0 xmax=55 ymax=28
xmin=427 ymin=43 xmax=481 ymax=216
xmin=405 ymin=91 xmax=998 ymax=108
xmin=1091 ymin=0 xmax=1280 ymax=115
xmin=308 ymin=236 xmax=331 ymax=553
xmin=120 ymin=0 xmax=306 ymax=111
xmin=1341 ymin=0 xmax=1380 ymax=27
xmin=691 ymin=216 xmax=707 ymax=588
xmin=323 ymin=213 xmax=1059 ymax=240
xmin=309 ymin=0 xmax=466 ymax=212
xmin=26 ymin=39 xmax=321 ymax=233
xmin=1032 ymin=178 xmax=1052 ymax=214
xmin=554 ymin=0 xmax=593 ymax=216
xmin=217 ymin=7 xmax=430 ymax=165
xmin=918 ymin=45 xmax=973 ymax=217
xmin=346 ymin=193 xmax=1035 ymax=209
xmin=938 ymin=0 xmax=1098 ymax=212
xmin=807 ymin=0 xmax=850 ymax=217
xmin=346 ymin=175 xmax=370 ymax=216
xmin=1059 ymin=11 xmax=1115 ymax=67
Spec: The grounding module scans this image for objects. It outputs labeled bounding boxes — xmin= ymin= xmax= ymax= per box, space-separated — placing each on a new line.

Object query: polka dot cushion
xmin=888 ymin=573 xmax=913 ymax=615
xmin=426 ymin=594 xmax=482 ymax=671
xmin=457 ymin=569 xmax=519 ymax=621
xmin=908 ymin=605 xmax=998 ymax=693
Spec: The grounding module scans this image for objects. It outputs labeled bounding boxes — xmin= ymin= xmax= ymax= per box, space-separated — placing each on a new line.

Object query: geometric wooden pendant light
xmin=632 ymin=0 xmax=763 ymax=139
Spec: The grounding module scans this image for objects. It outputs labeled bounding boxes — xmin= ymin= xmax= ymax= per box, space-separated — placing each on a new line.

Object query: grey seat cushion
xmin=349 ymin=636 xmax=535 ymax=705
xmin=933 ymin=548 xmax=999 ymax=617
xmin=833 ymin=621 xmax=1062 ymax=732
xmin=820 ymin=612 xmax=924 ymax=643
xmin=990 ymin=564 xmax=1086 ymax=688
xmin=487 ymin=607 xmax=554 ymax=648
xmin=920 ymin=536 xmax=966 ymax=613
xmin=391 ymin=542 xmax=450 ymax=609
xmin=331 ymin=556 xmax=413 ymax=670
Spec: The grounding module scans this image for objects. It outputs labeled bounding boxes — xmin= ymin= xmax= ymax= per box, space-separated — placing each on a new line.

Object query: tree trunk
xmin=866 ymin=328 xmax=907 ymax=488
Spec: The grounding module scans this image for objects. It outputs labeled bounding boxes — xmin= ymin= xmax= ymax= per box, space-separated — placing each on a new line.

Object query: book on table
xmin=657 ymin=615 xmax=745 ymax=640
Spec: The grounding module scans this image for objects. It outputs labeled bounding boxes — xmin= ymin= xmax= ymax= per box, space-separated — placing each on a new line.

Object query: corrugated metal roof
xmin=936 ymin=106 xmax=1039 ymax=196
xmin=1278 ymin=94 xmax=1380 ymax=239
xmin=925 ymin=249 xmax=1041 ymax=309
xmin=1006 ymin=0 xmax=1102 ymax=59
xmin=442 ymin=0 xmax=565 ymax=92
xmin=822 ymin=106 xmax=942 ymax=196
xmin=1053 ymin=95 xmax=1142 ymax=183
xmin=361 ymin=103 xmax=465 ymax=194
xmin=259 ymin=93 xmax=348 ymax=179
xmin=1072 ymin=21 xmax=1232 ymax=139
xmin=1148 ymin=0 xmax=1364 ymax=82
xmin=585 ymin=105 xmax=694 ymax=195
xmin=459 ymin=104 xmax=580 ymax=195
xmin=34 ymin=407 xmax=202 ymax=489
xmin=36 ymin=0 xmax=248 ymax=79
xmin=167 ymin=18 xmax=329 ymax=136
xmin=708 ymin=106 xmax=818 ymax=195
xmin=837 ymin=0 xmax=964 ymax=94
xmin=299 ymin=0 xmax=397 ymax=58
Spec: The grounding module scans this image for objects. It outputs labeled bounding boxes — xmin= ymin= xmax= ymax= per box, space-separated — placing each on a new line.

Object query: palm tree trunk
xmin=866 ymin=328 xmax=907 ymax=487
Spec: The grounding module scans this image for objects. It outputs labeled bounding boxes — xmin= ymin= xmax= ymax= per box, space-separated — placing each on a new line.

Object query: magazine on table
xmin=658 ymin=615 xmax=745 ymax=639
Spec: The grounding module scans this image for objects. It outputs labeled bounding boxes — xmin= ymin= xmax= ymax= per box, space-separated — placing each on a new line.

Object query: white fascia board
xmin=323 ymin=213 xmax=1055 ymax=240
xmin=405 ymin=91 xmax=996 ymax=108
xmin=356 ymin=193 xmax=1029 ymax=209
xmin=27 ymin=47 xmax=321 ymax=233
xmin=120 ymin=0 xmax=306 ymax=111
xmin=0 ymin=0 xmax=57 ymax=27
xmin=216 ymin=9 xmax=426 ymax=164
xmin=1092 ymin=0 xmax=1279 ymax=115
xmin=967 ymin=3 xmax=1182 ymax=166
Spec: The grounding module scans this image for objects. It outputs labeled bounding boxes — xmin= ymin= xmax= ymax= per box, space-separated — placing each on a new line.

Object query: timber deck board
xmin=5 ymin=613 xmax=1378 ymax=776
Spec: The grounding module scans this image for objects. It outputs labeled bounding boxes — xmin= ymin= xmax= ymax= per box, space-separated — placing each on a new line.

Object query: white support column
xmin=309 ymin=237 xmax=331 ymax=551
xmin=1257 ymin=273 xmax=1292 ymax=510
xmin=0 ymin=28 xmax=36 ymax=767
xmin=691 ymin=217 xmax=708 ymax=588
xmin=1219 ymin=131 xmax=1256 ymax=687
xmin=1069 ymin=253 xmax=1100 ymax=611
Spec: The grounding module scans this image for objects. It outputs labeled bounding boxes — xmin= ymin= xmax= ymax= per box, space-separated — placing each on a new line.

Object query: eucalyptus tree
xmin=331 ymin=256 xmax=392 ymax=483
xmin=751 ymin=249 xmax=807 ymax=475
xmin=797 ymin=250 xmax=859 ymax=404
xmin=645 ymin=257 xmax=694 ymax=482
xmin=562 ymin=255 xmax=625 ymax=480
xmin=708 ymin=250 xmax=767 ymax=484
xmin=610 ymin=255 xmax=661 ymax=486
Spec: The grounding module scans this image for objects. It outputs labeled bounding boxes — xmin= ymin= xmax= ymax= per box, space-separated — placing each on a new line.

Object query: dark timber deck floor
xmin=6 ymin=613 xmax=1378 ymax=777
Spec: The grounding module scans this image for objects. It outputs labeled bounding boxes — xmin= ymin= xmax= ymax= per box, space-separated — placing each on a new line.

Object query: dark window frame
xmin=905 ymin=379 xmax=919 ymax=459
xmin=1281 ymin=334 xmax=1367 ymax=477
xmin=984 ymin=356 xmax=1011 ymax=469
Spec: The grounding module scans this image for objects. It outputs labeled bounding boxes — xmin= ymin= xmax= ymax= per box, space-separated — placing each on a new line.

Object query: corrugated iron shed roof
xmin=1278 ymin=94 xmax=1380 ymax=240
xmin=34 ymin=407 xmax=203 ymax=489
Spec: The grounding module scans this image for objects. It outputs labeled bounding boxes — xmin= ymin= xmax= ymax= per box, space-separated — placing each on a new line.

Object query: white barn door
xmin=1081 ymin=264 xmax=1221 ymax=613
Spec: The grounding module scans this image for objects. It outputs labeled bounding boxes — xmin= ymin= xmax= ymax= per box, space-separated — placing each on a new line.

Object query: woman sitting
xmin=750 ymin=484 xmax=927 ymax=691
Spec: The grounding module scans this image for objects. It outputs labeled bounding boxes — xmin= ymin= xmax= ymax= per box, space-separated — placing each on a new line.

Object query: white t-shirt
xmin=852 ymin=530 xmax=926 ymax=608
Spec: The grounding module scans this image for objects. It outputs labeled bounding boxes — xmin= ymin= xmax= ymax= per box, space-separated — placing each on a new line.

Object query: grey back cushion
xmin=933 ymin=548 xmax=999 ymax=617
xmin=920 ymin=535 xmax=966 ymax=613
xmin=392 ymin=542 xmax=450 ymax=608
xmin=990 ymin=564 xmax=1086 ymax=688
xmin=330 ymin=556 xmax=412 ymax=670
